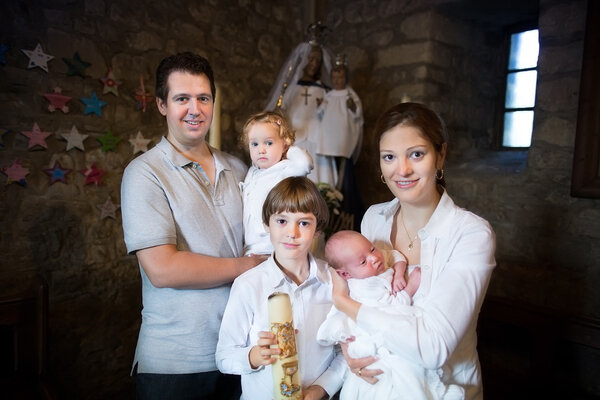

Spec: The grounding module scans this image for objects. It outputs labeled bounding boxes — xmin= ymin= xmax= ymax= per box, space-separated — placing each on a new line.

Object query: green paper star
xmin=97 ymin=129 xmax=121 ymax=152
xmin=63 ymin=52 xmax=91 ymax=78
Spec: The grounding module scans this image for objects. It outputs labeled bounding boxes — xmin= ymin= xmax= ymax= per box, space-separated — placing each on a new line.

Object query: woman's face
xmin=379 ymin=124 xmax=445 ymax=207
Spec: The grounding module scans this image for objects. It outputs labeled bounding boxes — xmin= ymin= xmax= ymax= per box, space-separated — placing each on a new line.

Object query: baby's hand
xmin=248 ymin=331 xmax=280 ymax=369
xmin=391 ymin=261 xmax=408 ymax=293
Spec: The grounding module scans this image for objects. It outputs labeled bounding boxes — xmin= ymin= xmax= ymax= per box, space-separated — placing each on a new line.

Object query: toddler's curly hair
xmin=240 ymin=110 xmax=295 ymax=149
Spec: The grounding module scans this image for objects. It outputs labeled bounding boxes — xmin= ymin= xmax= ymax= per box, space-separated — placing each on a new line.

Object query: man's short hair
xmin=155 ymin=52 xmax=216 ymax=102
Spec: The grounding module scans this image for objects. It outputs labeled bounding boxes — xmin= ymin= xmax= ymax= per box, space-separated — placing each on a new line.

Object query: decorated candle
xmin=268 ymin=292 xmax=302 ymax=400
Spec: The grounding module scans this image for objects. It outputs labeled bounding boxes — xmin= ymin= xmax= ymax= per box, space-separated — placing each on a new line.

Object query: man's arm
xmin=136 ymin=244 xmax=266 ymax=289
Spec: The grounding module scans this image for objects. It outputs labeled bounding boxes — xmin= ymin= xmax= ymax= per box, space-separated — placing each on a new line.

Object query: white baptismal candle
xmin=268 ymin=292 xmax=303 ymax=400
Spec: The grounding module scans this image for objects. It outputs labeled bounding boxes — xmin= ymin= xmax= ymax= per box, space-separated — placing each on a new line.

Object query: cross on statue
xmin=301 ymin=87 xmax=312 ymax=105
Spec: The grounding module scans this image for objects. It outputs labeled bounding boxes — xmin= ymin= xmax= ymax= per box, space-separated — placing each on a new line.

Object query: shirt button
xmin=423 ymin=265 xmax=431 ymax=270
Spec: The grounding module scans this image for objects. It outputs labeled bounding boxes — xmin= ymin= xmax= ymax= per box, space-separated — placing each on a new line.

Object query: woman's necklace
xmin=399 ymin=208 xmax=419 ymax=251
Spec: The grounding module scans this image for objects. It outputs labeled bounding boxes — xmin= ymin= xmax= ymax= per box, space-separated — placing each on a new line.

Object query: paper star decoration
xmin=21 ymin=123 xmax=52 ymax=149
xmin=1 ymin=159 xmax=29 ymax=185
xmin=80 ymin=92 xmax=107 ymax=117
xmin=0 ymin=129 xmax=9 ymax=149
xmin=0 ymin=44 xmax=9 ymax=65
xmin=61 ymin=125 xmax=88 ymax=151
xmin=97 ymin=196 xmax=120 ymax=220
xmin=63 ymin=52 xmax=91 ymax=78
xmin=81 ymin=162 xmax=106 ymax=185
xmin=44 ymin=160 xmax=71 ymax=185
xmin=21 ymin=43 xmax=54 ymax=72
xmin=43 ymin=87 xmax=72 ymax=113
xmin=100 ymin=67 xmax=122 ymax=96
xmin=129 ymin=131 xmax=151 ymax=154
xmin=135 ymin=75 xmax=153 ymax=112
xmin=97 ymin=129 xmax=121 ymax=152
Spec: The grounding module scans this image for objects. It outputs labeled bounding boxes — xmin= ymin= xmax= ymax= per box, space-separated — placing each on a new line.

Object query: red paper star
xmin=81 ymin=162 xmax=105 ymax=185
xmin=135 ymin=75 xmax=153 ymax=112
xmin=100 ymin=67 xmax=122 ymax=96
xmin=1 ymin=158 xmax=29 ymax=185
xmin=44 ymin=160 xmax=71 ymax=185
xmin=43 ymin=87 xmax=72 ymax=113
xmin=97 ymin=196 xmax=120 ymax=220
xmin=21 ymin=122 xmax=52 ymax=149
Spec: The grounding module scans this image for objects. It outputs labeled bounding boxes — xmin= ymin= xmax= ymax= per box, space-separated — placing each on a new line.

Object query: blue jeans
xmin=136 ymin=370 xmax=241 ymax=400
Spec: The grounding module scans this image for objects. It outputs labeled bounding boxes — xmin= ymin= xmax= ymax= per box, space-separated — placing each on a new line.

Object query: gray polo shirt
xmin=121 ymin=136 xmax=247 ymax=374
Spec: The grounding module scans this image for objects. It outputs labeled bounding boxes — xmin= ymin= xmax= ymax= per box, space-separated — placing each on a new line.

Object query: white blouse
xmin=360 ymin=190 xmax=496 ymax=400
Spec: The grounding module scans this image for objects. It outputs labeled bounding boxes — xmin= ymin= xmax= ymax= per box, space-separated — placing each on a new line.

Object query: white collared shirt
xmin=216 ymin=254 xmax=345 ymax=399
xmin=360 ymin=190 xmax=496 ymax=400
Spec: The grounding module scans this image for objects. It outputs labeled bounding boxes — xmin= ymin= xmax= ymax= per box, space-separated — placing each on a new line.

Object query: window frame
xmin=498 ymin=22 xmax=540 ymax=150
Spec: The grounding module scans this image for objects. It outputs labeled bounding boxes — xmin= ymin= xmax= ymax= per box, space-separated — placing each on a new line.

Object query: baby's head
xmin=262 ymin=176 xmax=329 ymax=234
xmin=331 ymin=65 xmax=348 ymax=91
xmin=325 ymin=230 xmax=386 ymax=280
xmin=241 ymin=110 xmax=295 ymax=169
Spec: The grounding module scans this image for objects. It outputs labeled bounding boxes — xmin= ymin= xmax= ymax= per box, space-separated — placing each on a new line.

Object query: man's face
xmin=156 ymin=71 xmax=213 ymax=148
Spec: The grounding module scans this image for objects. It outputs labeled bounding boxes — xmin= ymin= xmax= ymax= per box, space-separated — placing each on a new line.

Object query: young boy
xmin=240 ymin=110 xmax=313 ymax=256
xmin=318 ymin=231 xmax=464 ymax=400
xmin=216 ymin=176 xmax=345 ymax=400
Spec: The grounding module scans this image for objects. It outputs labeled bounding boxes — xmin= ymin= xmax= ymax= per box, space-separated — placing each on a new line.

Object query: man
xmin=121 ymin=52 xmax=264 ymax=399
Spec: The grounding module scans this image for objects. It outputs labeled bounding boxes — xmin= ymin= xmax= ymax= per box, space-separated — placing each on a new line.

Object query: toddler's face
xmin=331 ymin=69 xmax=347 ymax=91
xmin=336 ymin=235 xmax=385 ymax=279
xmin=247 ymin=122 xmax=287 ymax=169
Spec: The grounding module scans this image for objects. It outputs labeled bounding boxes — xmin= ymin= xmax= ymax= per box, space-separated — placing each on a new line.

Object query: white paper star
xmin=128 ymin=131 xmax=152 ymax=154
xmin=61 ymin=125 xmax=88 ymax=151
xmin=21 ymin=43 xmax=54 ymax=72
xmin=97 ymin=197 xmax=120 ymax=220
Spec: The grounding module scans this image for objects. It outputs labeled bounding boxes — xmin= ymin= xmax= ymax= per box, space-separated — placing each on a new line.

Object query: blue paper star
xmin=63 ymin=52 xmax=91 ymax=78
xmin=0 ymin=44 xmax=9 ymax=65
xmin=44 ymin=160 xmax=71 ymax=185
xmin=80 ymin=92 xmax=107 ymax=117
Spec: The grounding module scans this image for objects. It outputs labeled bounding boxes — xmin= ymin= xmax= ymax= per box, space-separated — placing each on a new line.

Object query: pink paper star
xmin=129 ymin=131 xmax=152 ymax=154
xmin=21 ymin=122 xmax=52 ymax=149
xmin=81 ymin=162 xmax=106 ymax=185
xmin=61 ymin=125 xmax=88 ymax=151
xmin=21 ymin=43 xmax=54 ymax=72
xmin=97 ymin=196 xmax=120 ymax=220
xmin=135 ymin=76 xmax=153 ymax=112
xmin=100 ymin=67 xmax=122 ymax=96
xmin=43 ymin=87 xmax=72 ymax=113
xmin=44 ymin=160 xmax=71 ymax=185
xmin=1 ymin=158 xmax=30 ymax=185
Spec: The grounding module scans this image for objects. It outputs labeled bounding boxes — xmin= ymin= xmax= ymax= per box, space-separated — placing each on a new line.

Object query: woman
xmin=330 ymin=102 xmax=495 ymax=399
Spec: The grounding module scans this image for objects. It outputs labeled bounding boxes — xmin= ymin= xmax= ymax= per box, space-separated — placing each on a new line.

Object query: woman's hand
xmin=341 ymin=339 xmax=383 ymax=384
xmin=329 ymin=267 xmax=350 ymax=304
xmin=329 ymin=267 xmax=361 ymax=321
xmin=248 ymin=331 xmax=280 ymax=369
xmin=302 ymin=384 xmax=326 ymax=400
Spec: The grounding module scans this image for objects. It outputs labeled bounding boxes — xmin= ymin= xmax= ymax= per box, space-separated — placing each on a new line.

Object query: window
xmin=502 ymin=29 xmax=540 ymax=148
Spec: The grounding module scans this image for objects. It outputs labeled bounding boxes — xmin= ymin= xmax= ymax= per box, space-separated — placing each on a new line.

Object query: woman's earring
xmin=435 ymin=169 xmax=444 ymax=180
xmin=381 ymin=174 xmax=386 ymax=184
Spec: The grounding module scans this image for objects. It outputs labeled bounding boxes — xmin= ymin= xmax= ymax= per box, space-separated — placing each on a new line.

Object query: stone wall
xmin=1 ymin=0 xmax=598 ymax=398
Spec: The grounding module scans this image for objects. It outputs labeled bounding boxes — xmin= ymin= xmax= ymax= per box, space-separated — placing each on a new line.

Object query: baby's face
xmin=247 ymin=122 xmax=287 ymax=169
xmin=337 ymin=235 xmax=385 ymax=279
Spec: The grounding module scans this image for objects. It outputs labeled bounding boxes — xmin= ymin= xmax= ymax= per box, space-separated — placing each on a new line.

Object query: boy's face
xmin=157 ymin=71 xmax=213 ymax=148
xmin=267 ymin=210 xmax=317 ymax=264
xmin=248 ymin=122 xmax=287 ymax=169
xmin=331 ymin=69 xmax=347 ymax=90
xmin=335 ymin=235 xmax=385 ymax=280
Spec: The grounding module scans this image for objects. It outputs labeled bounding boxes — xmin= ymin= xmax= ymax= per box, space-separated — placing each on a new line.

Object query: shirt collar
xmin=375 ymin=188 xmax=456 ymax=241
xmin=265 ymin=253 xmax=328 ymax=290
xmin=157 ymin=136 xmax=230 ymax=174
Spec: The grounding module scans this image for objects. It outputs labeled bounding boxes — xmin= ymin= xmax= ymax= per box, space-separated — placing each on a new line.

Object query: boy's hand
xmin=248 ymin=331 xmax=280 ymax=369
xmin=303 ymin=384 xmax=326 ymax=400
xmin=391 ymin=261 xmax=408 ymax=293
